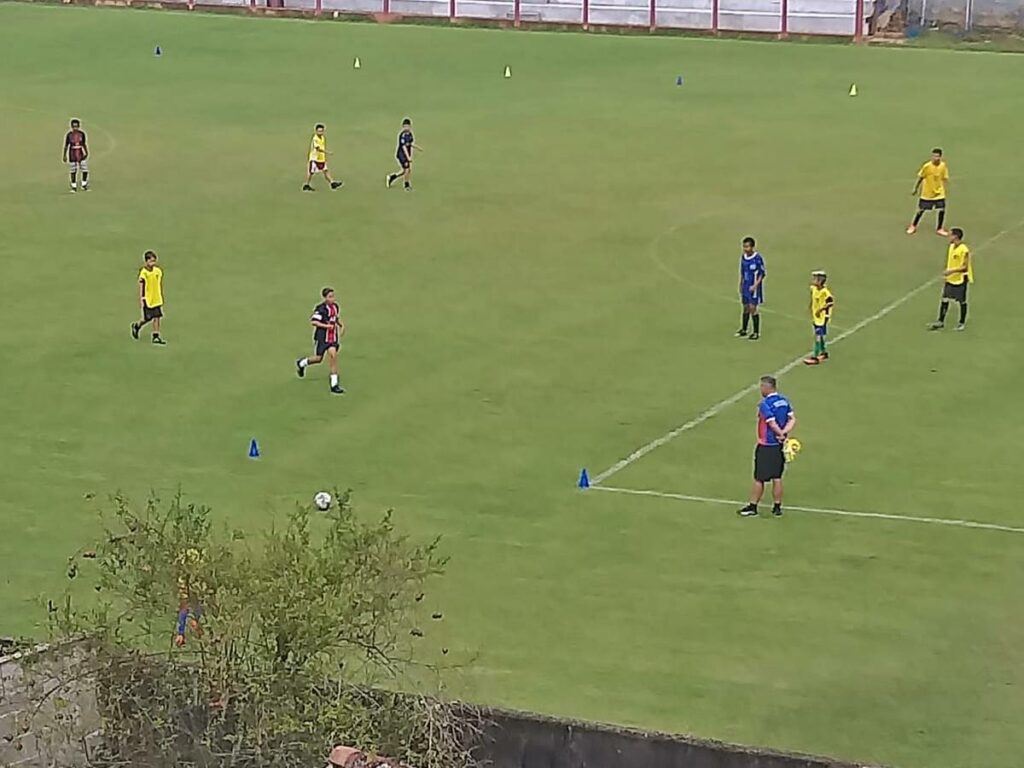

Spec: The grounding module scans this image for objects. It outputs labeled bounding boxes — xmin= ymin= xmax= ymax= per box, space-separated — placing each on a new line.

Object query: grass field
xmin=2 ymin=4 xmax=1024 ymax=766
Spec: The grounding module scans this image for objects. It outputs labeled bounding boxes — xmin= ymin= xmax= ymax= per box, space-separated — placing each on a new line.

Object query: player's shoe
xmin=330 ymin=384 xmax=345 ymax=395
xmin=927 ymin=321 xmax=944 ymax=331
xmin=152 ymin=335 xmax=167 ymax=345
xmin=936 ymin=228 xmax=950 ymax=236
xmin=905 ymin=224 xmax=916 ymax=234
xmin=81 ymin=182 xmax=89 ymax=191
xmin=302 ymin=184 xmax=314 ymax=192
xmin=131 ymin=323 xmax=140 ymax=340
xmin=803 ymin=356 xmax=820 ymax=366
xmin=70 ymin=183 xmax=77 ymax=192
xmin=737 ymin=504 xmax=758 ymax=518
xmin=954 ymin=323 xmax=966 ymax=331
xmin=296 ymin=360 xmax=305 ymax=378
xmin=734 ymin=329 xmax=748 ymax=337
xmin=386 ymin=174 xmax=395 ymax=189
xmin=330 ymin=181 xmax=343 ymax=190
xmin=748 ymin=333 xmax=760 ymax=341
xmin=771 ymin=505 xmax=783 ymax=517
xmin=817 ymin=352 xmax=829 ymax=361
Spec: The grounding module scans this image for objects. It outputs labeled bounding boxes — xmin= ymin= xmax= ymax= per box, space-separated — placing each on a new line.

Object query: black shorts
xmin=942 ymin=281 xmax=967 ymax=303
xmin=315 ymin=339 xmax=339 ymax=357
xmin=397 ymin=155 xmax=410 ymax=170
xmin=143 ymin=304 xmax=163 ymax=321
xmin=754 ymin=444 xmax=785 ymax=482
xmin=918 ymin=198 xmax=946 ymax=211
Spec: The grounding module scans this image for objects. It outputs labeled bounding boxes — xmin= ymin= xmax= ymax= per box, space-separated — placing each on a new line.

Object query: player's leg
xmin=817 ymin=325 xmax=829 ymax=360
xmin=804 ymin=327 xmax=821 ymax=365
xmin=738 ymin=448 xmax=765 ymax=516
xmin=387 ymin=165 xmax=402 ymax=188
xmin=736 ymin=301 xmax=751 ymax=337
xmin=403 ymin=162 xmax=412 ymax=190
xmin=749 ymin=300 xmax=761 ymax=340
xmin=324 ymin=168 xmax=343 ymax=190
xmin=929 ymin=285 xmax=953 ymax=329
xmin=151 ymin=309 xmax=165 ymax=344
xmin=69 ymin=164 xmax=77 ymax=192
xmin=327 ymin=346 xmax=344 ymax=394
xmin=770 ymin=477 xmax=784 ymax=516
xmin=907 ymin=202 xmax=927 ymax=234
xmin=80 ymin=160 xmax=89 ymax=190
xmin=936 ymin=202 xmax=949 ymax=236
xmin=955 ymin=284 xmax=968 ymax=330
xmin=303 ymin=162 xmax=316 ymax=192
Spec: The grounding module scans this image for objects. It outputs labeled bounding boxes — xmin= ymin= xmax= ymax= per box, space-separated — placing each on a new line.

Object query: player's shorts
xmin=397 ymin=154 xmax=410 ymax=170
xmin=754 ymin=444 xmax=785 ymax=482
xmin=68 ymin=158 xmax=88 ymax=173
xmin=143 ymin=303 xmax=163 ymax=321
xmin=315 ymin=339 xmax=340 ymax=358
xmin=309 ymin=160 xmax=327 ymax=175
xmin=813 ymin=323 xmax=828 ymax=337
xmin=918 ymin=198 xmax=946 ymax=211
xmin=942 ymin=281 xmax=967 ymax=303
xmin=741 ymin=287 xmax=763 ymax=306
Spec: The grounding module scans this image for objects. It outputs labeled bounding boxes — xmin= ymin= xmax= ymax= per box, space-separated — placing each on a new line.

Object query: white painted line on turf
xmin=592 ymin=217 xmax=1024 ymax=487
xmin=591 ymin=485 xmax=1024 ymax=535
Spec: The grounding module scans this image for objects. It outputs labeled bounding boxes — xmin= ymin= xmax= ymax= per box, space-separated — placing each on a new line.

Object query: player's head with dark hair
xmin=759 ymin=375 xmax=777 ymax=395
xmin=402 ymin=118 xmax=411 ymax=127
xmin=70 ymin=118 xmax=80 ymax=128
xmin=321 ymin=287 xmax=335 ymax=303
xmin=931 ymin=148 xmax=943 ymax=163
xmin=811 ymin=270 xmax=827 ymax=287
xmin=742 ymin=236 xmax=756 ymax=255
xmin=315 ymin=123 xmax=325 ymax=134
xmin=950 ymin=227 xmax=964 ymax=242
xmin=144 ymin=250 xmax=157 ymax=263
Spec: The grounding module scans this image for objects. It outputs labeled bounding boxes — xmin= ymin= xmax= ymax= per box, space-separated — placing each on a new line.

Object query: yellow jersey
xmin=309 ymin=134 xmax=326 ymax=163
xmin=810 ymin=285 xmax=834 ymax=324
xmin=918 ymin=161 xmax=949 ymax=201
xmin=945 ymin=243 xmax=973 ymax=286
xmin=139 ymin=266 xmax=164 ymax=307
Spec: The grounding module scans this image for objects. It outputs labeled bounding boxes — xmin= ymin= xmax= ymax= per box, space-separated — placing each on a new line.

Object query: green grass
xmin=2 ymin=4 xmax=1023 ymax=766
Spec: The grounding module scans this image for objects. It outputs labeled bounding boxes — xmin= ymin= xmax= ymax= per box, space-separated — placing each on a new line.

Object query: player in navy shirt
xmin=736 ymin=236 xmax=766 ymax=340
xmin=738 ymin=375 xmax=797 ymax=518
xmin=386 ymin=118 xmax=423 ymax=191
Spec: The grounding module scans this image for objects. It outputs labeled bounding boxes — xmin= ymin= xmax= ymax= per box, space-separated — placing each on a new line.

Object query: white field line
xmin=591 ymin=486 xmax=1024 ymax=535
xmin=591 ymin=219 xmax=1024 ymax=487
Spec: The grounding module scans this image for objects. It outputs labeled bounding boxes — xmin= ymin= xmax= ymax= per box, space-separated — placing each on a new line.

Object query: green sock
xmin=820 ymin=339 xmax=827 ymax=354
xmin=812 ymin=339 xmax=821 ymax=356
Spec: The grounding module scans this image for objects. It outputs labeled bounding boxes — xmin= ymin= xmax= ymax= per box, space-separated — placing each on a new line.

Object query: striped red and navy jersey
xmin=64 ymin=130 xmax=87 ymax=162
xmin=312 ymin=301 xmax=340 ymax=344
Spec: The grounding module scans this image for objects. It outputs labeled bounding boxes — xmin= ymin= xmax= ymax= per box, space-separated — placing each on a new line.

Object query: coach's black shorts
xmin=918 ymin=198 xmax=946 ymax=211
xmin=942 ymin=281 xmax=967 ymax=303
xmin=754 ymin=444 xmax=785 ymax=482
xmin=315 ymin=339 xmax=339 ymax=358
xmin=143 ymin=304 xmax=163 ymax=321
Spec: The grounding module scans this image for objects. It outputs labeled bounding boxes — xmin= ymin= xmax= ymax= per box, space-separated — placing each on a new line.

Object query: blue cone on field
xmin=578 ymin=468 xmax=590 ymax=489
xmin=248 ymin=439 xmax=260 ymax=459
xmin=155 ymin=45 xmax=162 ymax=56
xmin=676 ymin=75 xmax=683 ymax=86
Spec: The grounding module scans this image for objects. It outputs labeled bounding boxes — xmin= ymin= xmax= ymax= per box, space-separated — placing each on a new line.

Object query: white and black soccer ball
xmin=313 ymin=491 xmax=333 ymax=511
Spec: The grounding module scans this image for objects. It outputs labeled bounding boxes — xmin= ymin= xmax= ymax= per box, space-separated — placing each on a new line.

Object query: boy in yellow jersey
xmin=131 ymin=250 xmax=166 ymax=344
xmin=803 ymin=271 xmax=835 ymax=366
xmin=928 ymin=228 xmax=972 ymax=331
xmin=907 ymin=148 xmax=950 ymax=236
xmin=302 ymin=123 xmax=343 ymax=192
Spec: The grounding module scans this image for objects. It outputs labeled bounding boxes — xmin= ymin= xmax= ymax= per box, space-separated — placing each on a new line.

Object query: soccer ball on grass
xmin=313 ymin=491 xmax=333 ymax=511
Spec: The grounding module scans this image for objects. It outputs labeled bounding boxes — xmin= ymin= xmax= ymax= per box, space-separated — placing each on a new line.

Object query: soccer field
xmin=2 ymin=4 xmax=1023 ymax=766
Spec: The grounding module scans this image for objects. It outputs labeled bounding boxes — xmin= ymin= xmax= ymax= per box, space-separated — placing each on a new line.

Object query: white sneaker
xmin=70 ymin=183 xmax=77 ymax=192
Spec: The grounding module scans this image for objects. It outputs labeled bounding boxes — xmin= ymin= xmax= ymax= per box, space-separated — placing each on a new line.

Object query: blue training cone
xmin=676 ymin=75 xmax=684 ymax=86
xmin=578 ymin=468 xmax=590 ymax=489
xmin=155 ymin=45 xmax=162 ymax=56
xmin=248 ymin=439 xmax=260 ymax=459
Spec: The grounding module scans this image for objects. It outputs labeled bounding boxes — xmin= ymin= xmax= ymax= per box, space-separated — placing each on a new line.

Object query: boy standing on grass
xmin=62 ymin=118 xmax=89 ymax=192
xmin=735 ymin=236 xmax=765 ymax=340
xmin=738 ymin=375 xmax=796 ymax=518
xmin=907 ymin=148 xmax=950 ymax=236
xmin=386 ymin=118 xmax=423 ymax=191
xmin=928 ymin=227 xmax=972 ymax=331
xmin=804 ymin=271 xmax=835 ymax=366
xmin=131 ymin=251 xmax=166 ymax=345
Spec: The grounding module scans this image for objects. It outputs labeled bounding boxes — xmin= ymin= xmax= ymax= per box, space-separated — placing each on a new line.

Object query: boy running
xmin=303 ymin=124 xmax=343 ymax=192
xmin=803 ymin=271 xmax=835 ymax=365
xmin=131 ymin=251 xmax=166 ymax=344
xmin=735 ymin=236 xmax=766 ymax=340
xmin=386 ymin=118 xmax=423 ymax=191
xmin=907 ymin=148 xmax=950 ymax=236
xmin=296 ymin=287 xmax=345 ymax=394
xmin=63 ymin=118 xmax=89 ymax=192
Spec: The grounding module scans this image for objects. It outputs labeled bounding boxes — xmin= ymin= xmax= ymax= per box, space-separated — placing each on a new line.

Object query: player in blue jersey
xmin=738 ymin=375 xmax=797 ymax=518
xmin=386 ymin=118 xmax=423 ymax=191
xmin=735 ymin=236 xmax=766 ymax=340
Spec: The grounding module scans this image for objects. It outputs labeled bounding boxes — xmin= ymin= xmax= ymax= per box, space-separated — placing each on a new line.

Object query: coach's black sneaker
xmin=771 ymin=504 xmax=783 ymax=517
xmin=330 ymin=181 xmax=343 ymax=190
xmin=152 ymin=335 xmax=166 ymax=345
xmin=737 ymin=503 xmax=758 ymax=518
xmin=734 ymin=329 xmax=748 ymax=337
xmin=927 ymin=321 xmax=944 ymax=331
xmin=749 ymin=333 xmax=760 ymax=341
xmin=330 ymin=385 xmax=345 ymax=395
xmin=302 ymin=184 xmax=314 ymax=192
xmin=131 ymin=322 xmax=140 ymax=340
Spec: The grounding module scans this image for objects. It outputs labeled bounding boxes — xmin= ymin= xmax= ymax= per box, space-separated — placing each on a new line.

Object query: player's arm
xmin=336 ymin=317 xmax=346 ymax=337
xmin=819 ymin=296 xmax=835 ymax=318
xmin=911 ymin=168 xmax=923 ymax=195
xmin=310 ymin=311 xmax=333 ymax=330
xmin=81 ymin=132 xmax=88 ymax=159
xmin=139 ymin=278 xmax=147 ymax=307
xmin=944 ymin=252 xmax=970 ymax=277
xmin=62 ymin=134 xmax=69 ymax=162
xmin=782 ymin=413 xmax=796 ymax=439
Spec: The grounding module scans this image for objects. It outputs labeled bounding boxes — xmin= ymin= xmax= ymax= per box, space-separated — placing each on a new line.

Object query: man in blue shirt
xmin=386 ymin=118 xmax=423 ymax=192
xmin=736 ymin=236 xmax=766 ymax=340
xmin=738 ymin=375 xmax=797 ymax=518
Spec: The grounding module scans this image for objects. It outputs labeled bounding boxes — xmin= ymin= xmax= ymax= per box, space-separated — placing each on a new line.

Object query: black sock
xmin=741 ymin=311 xmax=750 ymax=332
xmin=752 ymin=314 xmax=761 ymax=334
xmin=937 ymin=210 xmax=946 ymax=230
xmin=912 ymin=210 xmax=924 ymax=226
xmin=388 ymin=173 xmax=399 ymax=183
xmin=772 ymin=502 xmax=781 ymax=513
xmin=959 ymin=302 xmax=967 ymax=324
xmin=82 ymin=172 xmax=89 ymax=184
xmin=70 ymin=172 xmax=76 ymax=185
xmin=938 ymin=301 xmax=949 ymax=322
xmin=404 ymin=180 xmax=410 ymax=188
